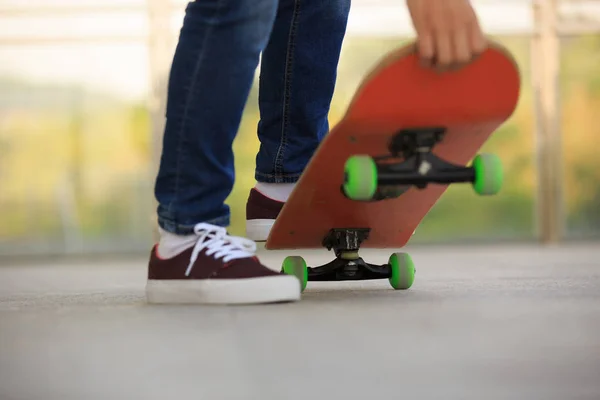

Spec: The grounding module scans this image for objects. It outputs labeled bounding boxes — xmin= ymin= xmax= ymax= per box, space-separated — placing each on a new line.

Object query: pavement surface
xmin=1 ymin=244 xmax=599 ymax=400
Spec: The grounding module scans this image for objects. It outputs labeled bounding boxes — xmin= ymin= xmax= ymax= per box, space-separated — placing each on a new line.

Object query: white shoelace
xmin=185 ymin=223 xmax=257 ymax=277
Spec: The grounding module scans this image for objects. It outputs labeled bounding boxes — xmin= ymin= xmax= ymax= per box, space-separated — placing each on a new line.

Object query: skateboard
xmin=265 ymin=39 xmax=521 ymax=292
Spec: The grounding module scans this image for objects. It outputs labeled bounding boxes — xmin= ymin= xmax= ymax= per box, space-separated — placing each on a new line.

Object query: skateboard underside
xmin=264 ymin=40 xmax=521 ymax=291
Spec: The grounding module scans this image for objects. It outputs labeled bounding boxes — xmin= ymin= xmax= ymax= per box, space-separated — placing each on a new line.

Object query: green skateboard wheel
xmin=343 ymin=155 xmax=378 ymax=201
xmin=472 ymin=153 xmax=503 ymax=196
xmin=388 ymin=252 xmax=415 ymax=290
xmin=281 ymin=256 xmax=308 ymax=292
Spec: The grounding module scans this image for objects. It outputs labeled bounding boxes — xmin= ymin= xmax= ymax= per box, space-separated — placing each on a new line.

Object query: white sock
xmin=255 ymin=182 xmax=296 ymax=202
xmin=156 ymin=227 xmax=198 ymax=259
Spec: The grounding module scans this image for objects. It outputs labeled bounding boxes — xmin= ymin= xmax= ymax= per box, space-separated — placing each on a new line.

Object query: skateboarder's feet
xmin=146 ymin=223 xmax=300 ymax=304
xmin=246 ymin=188 xmax=286 ymax=241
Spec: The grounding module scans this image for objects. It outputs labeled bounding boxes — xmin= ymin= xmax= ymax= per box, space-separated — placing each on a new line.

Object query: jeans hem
xmin=255 ymin=171 xmax=302 ymax=183
xmin=157 ymin=214 xmax=231 ymax=235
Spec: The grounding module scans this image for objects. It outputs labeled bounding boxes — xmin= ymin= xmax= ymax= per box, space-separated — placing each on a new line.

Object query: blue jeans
xmin=155 ymin=0 xmax=351 ymax=234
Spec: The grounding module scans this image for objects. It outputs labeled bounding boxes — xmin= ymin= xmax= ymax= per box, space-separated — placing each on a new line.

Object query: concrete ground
xmin=1 ymin=244 xmax=599 ymax=400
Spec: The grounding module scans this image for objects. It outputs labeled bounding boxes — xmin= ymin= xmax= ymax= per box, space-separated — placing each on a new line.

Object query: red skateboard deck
xmin=266 ymin=40 xmax=521 ymax=251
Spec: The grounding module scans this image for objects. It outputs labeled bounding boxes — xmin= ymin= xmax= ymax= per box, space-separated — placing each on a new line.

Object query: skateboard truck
xmin=280 ymin=228 xmax=416 ymax=291
xmin=342 ymin=127 xmax=504 ymax=201
xmin=379 ymin=127 xmax=474 ymax=189
xmin=314 ymin=228 xmax=390 ymax=281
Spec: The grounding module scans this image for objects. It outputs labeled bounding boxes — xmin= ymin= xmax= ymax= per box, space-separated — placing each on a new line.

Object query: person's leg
xmin=155 ymin=0 xmax=276 ymax=233
xmin=147 ymin=0 xmax=300 ymax=305
xmin=246 ymin=0 xmax=351 ymax=240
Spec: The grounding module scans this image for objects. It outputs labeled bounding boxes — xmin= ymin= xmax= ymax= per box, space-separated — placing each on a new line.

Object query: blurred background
xmin=0 ymin=0 xmax=599 ymax=259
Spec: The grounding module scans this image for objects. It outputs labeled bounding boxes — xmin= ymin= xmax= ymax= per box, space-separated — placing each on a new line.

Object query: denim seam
xmin=167 ymin=0 xmax=225 ymax=214
xmin=273 ymin=0 xmax=302 ymax=180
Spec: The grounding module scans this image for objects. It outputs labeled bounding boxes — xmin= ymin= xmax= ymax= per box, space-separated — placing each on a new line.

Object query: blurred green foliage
xmin=1 ymin=35 xmax=599 ymax=254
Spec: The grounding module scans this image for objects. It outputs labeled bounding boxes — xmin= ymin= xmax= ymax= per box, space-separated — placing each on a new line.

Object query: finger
xmin=434 ymin=29 xmax=453 ymax=72
xmin=469 ymin=20 xmax=488 ymax=56
xmin=451 ymin=27 xmax=472 ymax=70
xmin=417 ymin=31 xmax=435 ymax=68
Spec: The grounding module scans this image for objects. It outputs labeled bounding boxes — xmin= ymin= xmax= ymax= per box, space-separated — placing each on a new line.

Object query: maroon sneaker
xmin=245 ymin=188 xmax=285 ymax=241
xmin=145 ymin=223 xmax=300 ymax=304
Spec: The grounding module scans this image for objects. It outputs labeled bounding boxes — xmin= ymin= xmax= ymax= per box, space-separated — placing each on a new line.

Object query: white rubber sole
xmin=246 ymin=219 xmax=275 ymax=242
xmin=146 ymin=275 xmax=301 ymax=305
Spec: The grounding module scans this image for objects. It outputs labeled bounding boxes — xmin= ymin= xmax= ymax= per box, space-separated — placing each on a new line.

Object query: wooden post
xmin=531 ymin=0 xmax=562 ymax=243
